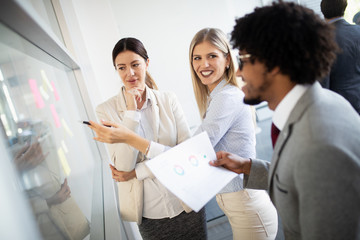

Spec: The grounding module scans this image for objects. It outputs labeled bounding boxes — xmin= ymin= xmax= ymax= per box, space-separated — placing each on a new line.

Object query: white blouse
xmin=129 ymin=91 xmax=183 ymax=219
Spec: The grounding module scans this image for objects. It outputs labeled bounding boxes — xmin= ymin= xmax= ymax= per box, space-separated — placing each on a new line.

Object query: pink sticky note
xmin=28 ymin=79 xmax=45 ymax=108
xmin=50 ymin=104 xmax=61 ymax=128
xmin=51 ymin=81 xmax=60 ymax=101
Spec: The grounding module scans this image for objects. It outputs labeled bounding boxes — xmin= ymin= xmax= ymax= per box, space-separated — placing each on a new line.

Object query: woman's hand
xmin=123 ymin=87 xmax=144 ymax=110
xmin=88 ymin=120 xmax=150 ymax=153
xmin=14 ymin=140 xmax=49 ymax=171
xmin=110 ymin=164 xmax=136 ymax=182
xmin=46 ymin=178 xmax=71 ymax=206
xmin=88 ymin=120 xmax=132 ymax=144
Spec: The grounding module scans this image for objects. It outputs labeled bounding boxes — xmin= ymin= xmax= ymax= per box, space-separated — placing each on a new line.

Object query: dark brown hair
xmin=112 ymin=38 xmax=158 ymax=90
xmin=321 ymin=0 xmax=347 ymax=19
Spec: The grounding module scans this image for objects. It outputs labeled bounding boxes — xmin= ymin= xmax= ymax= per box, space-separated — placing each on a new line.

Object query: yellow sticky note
xmin=61 ymin=140 xmax=68 ymax=153
xmin=61 ymin=118 xmax=74 ymax=137
xmin=58 ymin=147 xmax=71 ymax=177
xmin=39 ymin=85 xmax=49 ymax=100
xmin=40 ymin=70 xmax=53 ymax=92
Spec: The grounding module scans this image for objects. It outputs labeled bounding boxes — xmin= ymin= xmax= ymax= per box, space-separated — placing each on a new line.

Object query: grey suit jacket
xmin=246 ymin=82 xmax=360 ymax=239
xmin=321 ymin=19 xmax=360 ymax=114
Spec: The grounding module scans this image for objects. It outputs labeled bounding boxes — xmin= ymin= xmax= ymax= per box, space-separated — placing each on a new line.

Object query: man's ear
xmin=269 ymin=66 xmax=280 ymax=76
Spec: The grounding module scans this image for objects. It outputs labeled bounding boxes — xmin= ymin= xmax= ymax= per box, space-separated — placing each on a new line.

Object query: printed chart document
xmin=146 ymin=131 xmax=238 ymax=212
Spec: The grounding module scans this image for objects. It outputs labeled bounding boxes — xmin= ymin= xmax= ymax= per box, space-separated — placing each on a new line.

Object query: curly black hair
xmin=231 ymin=1 xmax=338 ymax=84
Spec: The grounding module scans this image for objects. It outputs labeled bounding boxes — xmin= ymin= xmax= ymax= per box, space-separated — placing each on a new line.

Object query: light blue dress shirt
xmin=194 ymin=79 xmax=256 ymax=193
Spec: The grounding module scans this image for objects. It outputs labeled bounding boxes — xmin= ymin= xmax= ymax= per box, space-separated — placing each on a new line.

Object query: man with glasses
xmin=211 ymin=2 xmax=360 ymax=240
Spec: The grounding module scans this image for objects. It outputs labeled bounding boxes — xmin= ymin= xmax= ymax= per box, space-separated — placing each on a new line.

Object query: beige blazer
xmin=96 ymin=86 xmax=192 ymax=224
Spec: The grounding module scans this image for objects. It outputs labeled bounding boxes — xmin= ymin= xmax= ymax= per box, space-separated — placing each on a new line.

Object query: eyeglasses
xmin=237 ymin=54 xmax=252 ymax=71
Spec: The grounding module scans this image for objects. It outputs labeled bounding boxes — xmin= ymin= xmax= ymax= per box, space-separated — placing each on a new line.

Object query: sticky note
xmin=61 ymin=140 xmax=68 ymax=153
xmin=29 ymin=79 xmax=45 ymax=108
xmin=61 ymin=118 xmax=73 ymax=137
xmin=50 ymin=104 xmax=61 ymax=128
xmin=58 ymin=147 xmax=71 ymax=176
xmin=39 ymin=85 xmax=49 ymax=100
xmin=40 ymin=70 xmax=53 ymax=92
xmin=51 ymin=81 xmax=60 ymax=101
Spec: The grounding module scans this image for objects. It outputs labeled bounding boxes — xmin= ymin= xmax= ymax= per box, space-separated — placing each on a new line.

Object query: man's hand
xmin=210 ymin=151 xmax=252 ymax=175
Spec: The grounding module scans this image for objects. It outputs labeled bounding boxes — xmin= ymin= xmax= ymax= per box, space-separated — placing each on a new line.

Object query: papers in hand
xmin=145 ymin=131 xmax=238 ymax=212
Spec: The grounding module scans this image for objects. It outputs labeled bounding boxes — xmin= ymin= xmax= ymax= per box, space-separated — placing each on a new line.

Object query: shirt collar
xmin=210 ymin=79 xmax=227 ymax=98
xmin=140 ymin=86 xmax=152 ymax=110
xmin=272 ymin=84 xmax=310 ymax=131
xmin=328 ymin=17 xmax=344 ymax=24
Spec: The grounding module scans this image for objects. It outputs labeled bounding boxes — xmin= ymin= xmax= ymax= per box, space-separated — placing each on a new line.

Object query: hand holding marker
xmin=81 ymin=120 xmax=111 ymax=127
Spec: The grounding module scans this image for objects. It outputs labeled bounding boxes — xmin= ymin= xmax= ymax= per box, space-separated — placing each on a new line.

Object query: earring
xmin=226 ymin=65 xmax=229 ymax=69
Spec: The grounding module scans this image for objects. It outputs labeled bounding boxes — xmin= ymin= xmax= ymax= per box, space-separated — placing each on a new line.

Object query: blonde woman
xmin=189 ymin=28 xmax=278 ymax=240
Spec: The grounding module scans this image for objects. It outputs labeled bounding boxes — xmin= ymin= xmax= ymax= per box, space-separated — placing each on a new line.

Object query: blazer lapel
xmin=268 ymin=122 xmax=293 ymax=192
xmin=268 ymin=82 xmax=322 ymax=192
xmin=147 ymin=87 xmax=160 ymax=142
xmin=116 ymin=86 xmax=127 ymax=116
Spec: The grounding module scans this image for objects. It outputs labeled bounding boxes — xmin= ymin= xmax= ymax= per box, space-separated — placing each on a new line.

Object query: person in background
xmin=353 ymin=11 xmax=360 ymax=25
xmin=189 ymin=28 xmax=278 ymax=240
xmin=95 ymin=37 xmax=207 ymax=240
xmin=210 ymin=2 xmax=360 ymax=240
xmin=320 ymin=0 xmax=360 ymax=114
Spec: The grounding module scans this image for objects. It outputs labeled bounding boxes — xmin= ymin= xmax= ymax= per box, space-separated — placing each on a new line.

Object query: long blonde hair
xmin=189 ymin=28 xmax=238 ymax=118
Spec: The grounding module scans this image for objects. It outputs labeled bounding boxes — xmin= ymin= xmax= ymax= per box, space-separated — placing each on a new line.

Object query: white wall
xmin=109 ymin=0 xmax=262 ymax=128
xmin=58 ymin=0 xmax=121 ymax=112
xmin=60 ymin=0 xmax=262 ymax=128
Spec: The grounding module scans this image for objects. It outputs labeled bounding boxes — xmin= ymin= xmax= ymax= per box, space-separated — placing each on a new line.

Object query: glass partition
xmin=27 ymin=0 xmax=65 ymax=44
xmin=0 ymin=21 xmax=102 ymax=239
